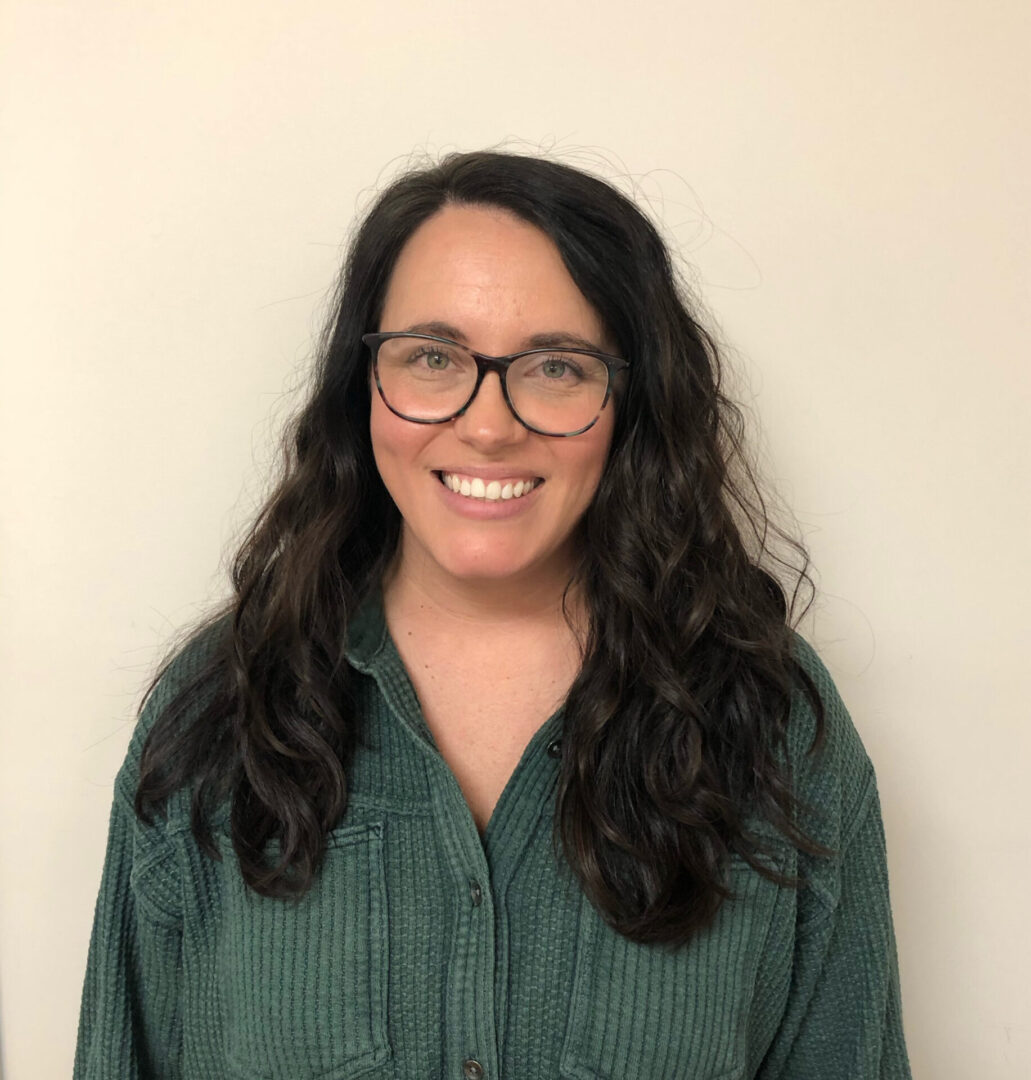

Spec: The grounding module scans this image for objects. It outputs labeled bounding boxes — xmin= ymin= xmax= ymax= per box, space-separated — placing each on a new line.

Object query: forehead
xmin=378 ymin=204 xmax=607 ymax=349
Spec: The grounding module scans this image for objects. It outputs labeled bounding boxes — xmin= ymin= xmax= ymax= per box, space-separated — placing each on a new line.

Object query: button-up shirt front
xmin=75 ymin=590 xmax=912 ymax=1079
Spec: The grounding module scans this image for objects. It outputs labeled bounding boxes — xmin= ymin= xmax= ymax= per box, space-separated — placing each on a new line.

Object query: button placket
xmin=424 ymin=780 xmax=500 ymax=1080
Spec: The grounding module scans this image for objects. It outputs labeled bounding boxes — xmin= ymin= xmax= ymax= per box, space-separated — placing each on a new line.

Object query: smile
xmin=437 ymin=471 xmax=543 ymax=501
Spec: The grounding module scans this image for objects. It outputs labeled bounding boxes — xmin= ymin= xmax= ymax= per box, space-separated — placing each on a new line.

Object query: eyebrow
xmin=400 ymin=321 xmax=605 ymax=354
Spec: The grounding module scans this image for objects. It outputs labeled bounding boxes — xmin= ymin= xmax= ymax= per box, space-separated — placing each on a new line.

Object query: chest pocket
xmin=218 ymin=820 xmax=392 ymax=1080
xmin=559 ymin=857 xmax=780 ymax=1080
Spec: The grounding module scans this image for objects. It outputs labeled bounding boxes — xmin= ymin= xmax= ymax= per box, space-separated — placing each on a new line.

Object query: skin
xmin=370 ymin=202 xmax=618 ymax=631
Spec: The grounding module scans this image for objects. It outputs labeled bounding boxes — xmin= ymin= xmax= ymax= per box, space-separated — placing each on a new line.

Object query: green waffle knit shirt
xmin=75 ymin=590 xmax=911 ymax=1079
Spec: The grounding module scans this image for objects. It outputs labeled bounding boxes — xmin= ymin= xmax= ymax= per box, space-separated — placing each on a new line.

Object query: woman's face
xmin=369 ymin=203 xmax=617 ymax=588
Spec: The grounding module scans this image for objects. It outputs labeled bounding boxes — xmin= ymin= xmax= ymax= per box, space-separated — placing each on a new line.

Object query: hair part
xmin=136 ymin=149 xmax=827 ymax=946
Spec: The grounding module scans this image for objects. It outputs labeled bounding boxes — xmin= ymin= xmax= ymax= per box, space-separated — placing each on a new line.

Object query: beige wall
xmin=2 ymin=2 xmax=1028 ymax=1076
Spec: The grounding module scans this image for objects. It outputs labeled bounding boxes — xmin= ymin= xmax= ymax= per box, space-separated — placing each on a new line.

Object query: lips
xmin=433 ymin=466 xmax=545 ymax=483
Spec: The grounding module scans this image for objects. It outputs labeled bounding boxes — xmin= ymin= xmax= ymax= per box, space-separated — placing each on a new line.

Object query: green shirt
xmin=75 ymin=591 xmax=911 ymax=1079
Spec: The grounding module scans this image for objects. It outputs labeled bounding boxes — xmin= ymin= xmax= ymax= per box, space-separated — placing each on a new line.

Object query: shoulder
xmin=91 ymin=618 xmax=230 ymax=931
xmin=114 ymin=614 xmax=230 ymax=808
xmin=785 ymin=633 xmax=877 ymax=851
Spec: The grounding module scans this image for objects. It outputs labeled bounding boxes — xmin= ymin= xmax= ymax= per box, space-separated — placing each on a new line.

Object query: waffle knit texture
xmin=75 ymin=589 xmax=912 ymax=1079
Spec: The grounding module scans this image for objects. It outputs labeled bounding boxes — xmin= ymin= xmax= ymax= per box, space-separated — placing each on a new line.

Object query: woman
xmin=76 ymin=151 xmax=911 ymax=1078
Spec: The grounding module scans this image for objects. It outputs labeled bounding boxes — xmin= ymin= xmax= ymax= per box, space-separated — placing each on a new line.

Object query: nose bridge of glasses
xmin=471 ymin=348 xmax=514 ymax=382
xmin=452 ymin=354 xmax=522 ymax=431
xmin=464 ymin=363 xmax=513 ymax=413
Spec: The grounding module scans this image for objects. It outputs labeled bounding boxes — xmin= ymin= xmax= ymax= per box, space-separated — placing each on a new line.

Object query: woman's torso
xmin=77 ymin=594 xmax=902 ymax=1080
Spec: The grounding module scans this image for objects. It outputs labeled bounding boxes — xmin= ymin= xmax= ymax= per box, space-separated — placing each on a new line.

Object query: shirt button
xmin=468 ymin=879 xmax=482 ymax=906
xmin=547 ymin=738 xmax=562 ymax=758
xmin=462 ymin=1058 xmax=484 ymax=1079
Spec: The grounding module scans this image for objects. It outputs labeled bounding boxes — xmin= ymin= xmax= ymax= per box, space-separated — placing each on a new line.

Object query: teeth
xmin=442 ymin=472 xmax=540 ymax=501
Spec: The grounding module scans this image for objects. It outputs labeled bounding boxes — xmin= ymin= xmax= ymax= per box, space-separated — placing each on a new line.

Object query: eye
xmin=411 ymin=346 xmax=452 ymax=370
xmin=536 ymin=355 xmax=585 ymax=380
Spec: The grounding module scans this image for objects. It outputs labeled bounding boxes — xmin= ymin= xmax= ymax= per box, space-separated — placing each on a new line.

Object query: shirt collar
xmin=344 ymin=583 xmax=389 ymax=673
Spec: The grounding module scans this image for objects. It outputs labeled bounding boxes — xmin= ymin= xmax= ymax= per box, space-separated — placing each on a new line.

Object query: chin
xmin=435 ymin=548 xmax=536 ymax=581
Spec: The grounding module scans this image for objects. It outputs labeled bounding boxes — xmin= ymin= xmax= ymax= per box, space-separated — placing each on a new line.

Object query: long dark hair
xmin=136 ymin=150 xmax=827 ymax=946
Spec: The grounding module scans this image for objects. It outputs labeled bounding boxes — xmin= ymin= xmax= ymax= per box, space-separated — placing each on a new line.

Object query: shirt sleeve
xmin=73 ymin=777 xmax=184 ymax=1080
xmin=756 ymin=777 xmax=911 ymax=1079
xmin=755 ymin=638 xmax=912 ymax=1079
xmin=75 ymin=623 xmax=224 ymax=1077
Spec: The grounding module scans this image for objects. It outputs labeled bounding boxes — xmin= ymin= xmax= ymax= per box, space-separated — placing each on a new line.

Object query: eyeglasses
xmin=363 ymin=332 xmax=630 ymax=437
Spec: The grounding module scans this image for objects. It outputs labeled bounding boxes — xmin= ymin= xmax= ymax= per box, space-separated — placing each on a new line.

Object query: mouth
xmin=434 ymin=470 xmax=544 ymax=502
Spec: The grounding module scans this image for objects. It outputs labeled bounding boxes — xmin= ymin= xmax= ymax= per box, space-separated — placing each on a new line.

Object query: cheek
xmin=368 ymin=402 xmax=390 ymax=478
xmin=574 ymin=418 xmax=616 ymax=492
xmin=369 ymin=398 xmax=419 ymax=487
xmin=549 ymin=436 xmax=613 ymax=524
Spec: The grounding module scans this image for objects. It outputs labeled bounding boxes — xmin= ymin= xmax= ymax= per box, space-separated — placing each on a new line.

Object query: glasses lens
xmin=375 ymin=336 xmax=477 ymax=420
xmin=374 ymin=336 xmax=610 ymax=435
xmin=507 ymin=350 xmax=609 ymax=435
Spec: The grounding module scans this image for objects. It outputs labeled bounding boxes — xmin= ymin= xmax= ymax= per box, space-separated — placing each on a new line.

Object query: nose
xmin=452 ymin=371 xmax=527 ymax=447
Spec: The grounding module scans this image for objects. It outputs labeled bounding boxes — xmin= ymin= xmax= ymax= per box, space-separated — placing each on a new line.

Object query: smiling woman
xmin=75 ymin=151 xmax=912 ymax=1079
xmin=370 ymin=204 xmax=619 ymax=589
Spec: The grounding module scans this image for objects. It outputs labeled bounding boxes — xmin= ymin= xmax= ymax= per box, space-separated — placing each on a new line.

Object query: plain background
xmin=1 ymin=1 xmax=1028 ymax=1077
